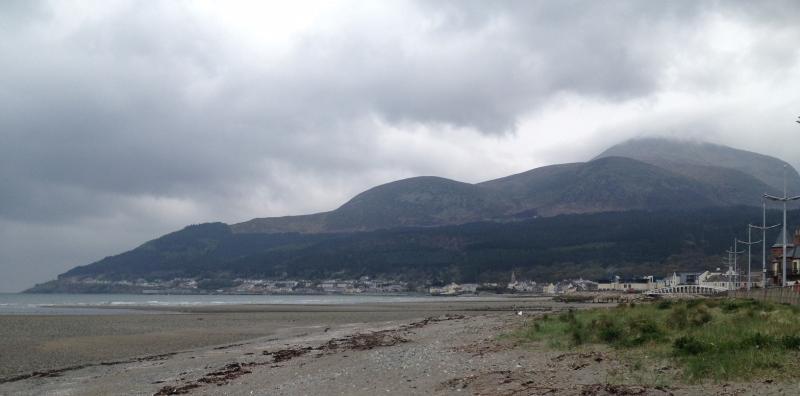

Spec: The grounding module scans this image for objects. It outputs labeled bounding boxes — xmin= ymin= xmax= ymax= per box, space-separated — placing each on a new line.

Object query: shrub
xmin=780 ymin=335 xmax=800 ymax=350
xmin=703 ymin=298 xmax=721 ymax=308
xmin=674 ymin=336 xmax=706 ymax=355
xmin=626 ymin=317 xmax=663 ymax=346
xmin=686 ymin=299 xmax=705 ymax=309
xmin=688 ymin=306 xmax=712 ymax=327
xmin=596 ymin=316 xmax=623 ymax=343
xmin=568 ymin=320 xmax=586 ymax=346
xmin=559 ymin=309 xmax=576 ymax=323
xmin=515 ymin=298 xmax=800 ymax=383
xmin=741 ymin=332 xmax=774 ymax=349
xmin=720 ymin=301 xmax=736 ymax=312
xmin=656 ymin=300 xmax=673 ymax=310
xmin=667 ymin=306 xmax=689 ymax=329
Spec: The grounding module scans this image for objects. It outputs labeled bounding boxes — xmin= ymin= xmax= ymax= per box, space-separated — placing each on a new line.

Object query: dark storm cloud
xmin=0 ymin=0 xmax=653 ymax=219
xmin=1 ymin=0 xmax=800 ymax=291
xmin=240 ymin=0 xmax=683 ymax=133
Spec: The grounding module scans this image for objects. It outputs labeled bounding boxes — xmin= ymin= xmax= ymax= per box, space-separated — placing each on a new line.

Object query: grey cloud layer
xmin=1 ymin=0 xmax=799 ymax=291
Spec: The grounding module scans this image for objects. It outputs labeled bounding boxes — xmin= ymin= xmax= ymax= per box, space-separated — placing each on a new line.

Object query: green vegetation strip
xmin=517 ymin=299 xmax=800 ymax=382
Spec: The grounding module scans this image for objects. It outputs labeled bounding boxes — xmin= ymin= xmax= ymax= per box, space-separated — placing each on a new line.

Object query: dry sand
xmin=2 ymin=298 xmax=798 ymax=395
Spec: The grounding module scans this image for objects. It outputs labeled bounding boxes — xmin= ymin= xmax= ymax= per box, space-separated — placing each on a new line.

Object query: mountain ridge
xmin=29 ymin=207 xmax=800 ymax=293
xmin=233 ymin=138 xmax=799 ymax=234
xmin=27 ymin=137 xmax=800 ymax=292
xmin=595 ymin=137 xmax=800 ymax=196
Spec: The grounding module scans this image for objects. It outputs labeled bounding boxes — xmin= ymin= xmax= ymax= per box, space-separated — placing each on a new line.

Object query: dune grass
xmin=517 ymin=298 xmax=800 ymax=382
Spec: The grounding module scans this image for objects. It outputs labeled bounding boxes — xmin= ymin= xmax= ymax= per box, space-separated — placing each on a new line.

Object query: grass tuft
xmin=516 ymin=298 xmax=800 ymax=382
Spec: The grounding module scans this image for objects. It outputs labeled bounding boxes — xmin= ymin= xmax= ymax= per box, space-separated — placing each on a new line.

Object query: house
xmin=674 ymin=272 xmax=702 ymax=285
xmin=460 ymin=284 xmax=479 ymax=294
xmin=597 ymin=276 xmax=657 ymax=291
xmin=698 ymin=271 xmax=732 ymax=289
xmin=507 ymin=272 xmax=539 ymax=292
xmin=509 ymin=281 xmax=538 ymax=292
xmin=665 ymin=272 xmax=680 ymax=287
xmin=770 ymin=227 xmax=800 ymax=285
xmin=429 ymin=283 xmax=462 ymax=295
xmin=553 ymin=279 xmax=597 ymax=294
xmin=572 ymin=278 xmax=598 ymax=291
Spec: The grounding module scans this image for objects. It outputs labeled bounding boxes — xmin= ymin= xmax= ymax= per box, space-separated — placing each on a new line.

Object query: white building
xmin=597 ymin=276 xmax=657 ymax=291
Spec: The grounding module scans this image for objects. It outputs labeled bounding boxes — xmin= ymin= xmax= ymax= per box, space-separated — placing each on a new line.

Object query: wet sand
xmin=0 ymin=297 xmax=559 ymax=379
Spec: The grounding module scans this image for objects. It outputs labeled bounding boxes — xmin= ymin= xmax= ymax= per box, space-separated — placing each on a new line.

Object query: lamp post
xmin=750 ymin=199 xmax=780 ymax=288
xmin=724 ymin=249 xmax=733 ymax=290
xmin=727 ymin=243 xmax=745 ymax=290
xmin=738 ymin=230 xmax=762 ymax=291
xmin=764 ymin=165 xmax=800 ymax=286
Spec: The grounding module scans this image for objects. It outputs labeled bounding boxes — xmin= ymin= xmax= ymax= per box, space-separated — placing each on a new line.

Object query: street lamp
xmin=737 ymin=229 xmax=762 ymax=291
xmin=723 ymin=249 xmax=733 ymax=290
xmin=764 ymin=165 xmax=800 ymax=286
xmin=727 ymin=242 xmax=745 ymax=290
xmin=750 ymin=198 xmax=780 ymax=288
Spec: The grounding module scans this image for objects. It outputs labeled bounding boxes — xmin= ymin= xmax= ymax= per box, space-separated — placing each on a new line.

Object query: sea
xmin=0 ymin=293 xmax=498 ymax=315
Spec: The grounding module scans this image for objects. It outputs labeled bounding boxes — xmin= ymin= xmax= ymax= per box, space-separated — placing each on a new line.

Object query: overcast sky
xmin=2 ymin=1 xmax=800 ymax=292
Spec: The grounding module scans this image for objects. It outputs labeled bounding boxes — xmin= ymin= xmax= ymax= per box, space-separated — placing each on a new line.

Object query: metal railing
xmin=646 ymin=285 xmax=728 ymax=296
xmin=728 ymin=285 xmax=800 ymax=305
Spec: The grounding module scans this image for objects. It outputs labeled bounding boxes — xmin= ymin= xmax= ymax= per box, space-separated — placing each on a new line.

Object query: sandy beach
xmin=0 ymin=298 xmax=557 ymax=381
xmin=3 ymin=298 xmax=799 ymax=395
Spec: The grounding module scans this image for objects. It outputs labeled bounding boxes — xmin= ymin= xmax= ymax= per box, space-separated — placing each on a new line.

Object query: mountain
xmin=232 ymin=176 xmax=515 ymax=234
xmin=27 ymin=138 xmax=800 ymax=292
xmin=28 ymin=207 xmax=800 ymax=293
xmin=235 ymin=142 xmax=793 ymax=234
xmin=478 ymin=156 xmax=719 ymax=216
xmin=595 ymin=137 xmax=800 ymax=197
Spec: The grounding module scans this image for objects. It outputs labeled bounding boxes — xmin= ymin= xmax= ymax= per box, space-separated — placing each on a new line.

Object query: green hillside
xmin=27 ymin=208 xmax=798 ymax=292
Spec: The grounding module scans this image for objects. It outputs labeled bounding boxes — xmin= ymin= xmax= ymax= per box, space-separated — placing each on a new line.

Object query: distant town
xmin=41 ymin=225 xmax=798 ymax=295
xmin=50 ymin=267 xmax=775 ymax=296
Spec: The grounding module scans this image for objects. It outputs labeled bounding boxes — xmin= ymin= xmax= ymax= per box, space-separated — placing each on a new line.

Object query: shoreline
xmin=0 ymin=293 xmax=551 ymax=315
xmin=3 ymin=299 xmax=797 ymax=395
xmin=0 ymin=312 xmax=489 ymax=395
xmin=0 ymin=297 xmax=569 ymax=381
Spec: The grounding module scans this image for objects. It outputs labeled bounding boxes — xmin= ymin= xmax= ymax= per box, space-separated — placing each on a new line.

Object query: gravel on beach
xmin=0 ymin=298 xmax=558 ymax=379
xmin=3 ymin=298 xmax=793 ymax=395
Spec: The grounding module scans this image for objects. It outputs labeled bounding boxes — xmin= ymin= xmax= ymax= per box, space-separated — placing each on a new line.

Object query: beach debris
xmin=441 ymin=370 xmax=672 ymax=396
xmin=570 ymin=362 xmax=590 ymax=370
xmin=0 ymin=352 xmax=177 ymax=385
xmin=580 ymin=383 xmax=649 ymax=395
xmin=213 ymin=343 xmax=245 ymax=350
xmin=153 ymin=383 xmax=202 ymax=395
xmin=151 ymin=315 xmax=463 ymax=396
xmin=264 ymin=346 xmax=313 ymax=362
xmin=197 ymin=363 xmax=253 ymax=385
xmin=261 ymin=329 xmax=409 ymax=364
xmin=451 ymin=338 xmax=517 ymax=356
xmin=437 ymin=374 xmax=479 ymax=391
xmin=438 ymin=370 xmax=564 ymax=395
xmin=322 ymin=331 xmax=409 ymax=351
